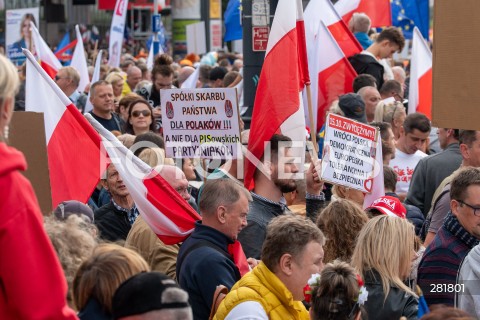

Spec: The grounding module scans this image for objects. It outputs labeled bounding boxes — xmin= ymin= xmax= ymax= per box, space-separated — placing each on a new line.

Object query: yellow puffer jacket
xmin=213 ymin=262 xmax=309 ymax=320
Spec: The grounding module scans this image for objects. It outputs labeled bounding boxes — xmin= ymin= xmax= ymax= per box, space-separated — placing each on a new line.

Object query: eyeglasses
xmin=131 ymin=110 xmax=151 ymax=118
xmin=457 ymin=199 xmax=480 ymax=216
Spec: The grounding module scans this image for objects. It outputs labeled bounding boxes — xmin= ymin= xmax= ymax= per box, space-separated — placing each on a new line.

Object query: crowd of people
xmin=1 ymin=8 xmax=480 ymax=320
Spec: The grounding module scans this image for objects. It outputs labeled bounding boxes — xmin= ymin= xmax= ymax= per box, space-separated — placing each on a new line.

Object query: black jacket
xmin=94 ymin=202 xmax=131 ymax=242
xmin=238 ymin=194 xmax=325 ymax=259
xmin=348 ymin=53 xmax=385 ymax=89
xmin=177 ymin=222 xmax=239 ymax=320
xmin=363 ymin=269 xmax=418 ymax=320
xmin=386 ymin=192 xmax=425 ymax=236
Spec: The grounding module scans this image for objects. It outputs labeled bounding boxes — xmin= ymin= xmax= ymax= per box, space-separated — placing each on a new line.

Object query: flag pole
xmin=305 ymin=83 xmax=318 ymax=158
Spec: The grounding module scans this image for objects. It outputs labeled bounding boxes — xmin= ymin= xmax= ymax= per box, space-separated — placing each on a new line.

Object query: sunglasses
xmin=131 ymin=110 xmax=151 ymax=118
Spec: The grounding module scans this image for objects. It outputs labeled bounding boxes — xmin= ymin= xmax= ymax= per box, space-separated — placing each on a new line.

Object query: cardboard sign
xmin=9 ymin=112 xmax=52 ymax=215
xmin=320 ymin=113 xmax=378 ymax=192
xmin=432 ymin=0 xmax=480 ymax=130
xmin=161 ymin=88 xmax=241 ymax=159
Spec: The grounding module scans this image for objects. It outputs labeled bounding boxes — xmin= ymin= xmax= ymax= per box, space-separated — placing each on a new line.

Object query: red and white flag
xmin=363 ymin=135 xmax=384 ymax=209
xmin=244 ymin=0 xmax=309 ymax=190
xmin=308 ymin=21 xmax=358 ymax=132
xmin=304 ymin=0 xmax=362 ymax=59
xmin=24 ymin=49 xmax=103 ymax=208
xmin=86 ymin=114 xmax=201 ymax=244
xmin=408 ymin=27 xmax=432 ymax=118
xmin=29 ymin=21 xmax=62 ymax=78
xmin=335 ymin=0 xmax=392 ymax=28
xmin=71 ymin=25 xmax=90 ymax=93
xmin=86 ymin=114 xmax=250 ymax=273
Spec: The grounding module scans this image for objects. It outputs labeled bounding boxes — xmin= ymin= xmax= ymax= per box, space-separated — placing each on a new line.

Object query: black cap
xmin=338 ymin=93 xmax=367 ymax=124
xmin=112 ymin=272 xmax=190 ymax=319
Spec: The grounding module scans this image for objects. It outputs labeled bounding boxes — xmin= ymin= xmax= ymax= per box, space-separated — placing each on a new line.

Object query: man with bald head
xmin=125 ymin=165 xmax=192 ymax=280
xmin=358 ymin=86 xmax=381 ymax=123
xmin=177 ymin=66 xmax=196 ymax=88
xmin=123 ymin=66 xmax=142 ymax=96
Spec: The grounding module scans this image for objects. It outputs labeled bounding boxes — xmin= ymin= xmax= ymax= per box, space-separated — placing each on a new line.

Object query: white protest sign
xmin=320 ymin=113 xmax=379 ymax=193
xmin=161 ymin=88 xmax=241 ymax=160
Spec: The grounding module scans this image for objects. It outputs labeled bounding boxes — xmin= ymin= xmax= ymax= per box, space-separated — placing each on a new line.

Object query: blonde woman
xmin=73 ymin=243 xmax=150 ymax=319
xmin=351 ymin=215 xmax=418 ymax=319
xmin=373 ymin=100 xmax=406 ymax=139
xmin=105 ymin=72 xmax=125 ymax=105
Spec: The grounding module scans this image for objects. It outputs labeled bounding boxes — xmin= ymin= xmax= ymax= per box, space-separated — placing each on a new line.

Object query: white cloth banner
xmin=108 ymin=0 xmax=129 ymax=68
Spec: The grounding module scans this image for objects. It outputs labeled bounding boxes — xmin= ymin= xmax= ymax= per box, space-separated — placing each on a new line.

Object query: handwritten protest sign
xmin=161 ymin=88 xmax=241 ymax=159
xmin=320 ymin=113 xmax=379 ymax=193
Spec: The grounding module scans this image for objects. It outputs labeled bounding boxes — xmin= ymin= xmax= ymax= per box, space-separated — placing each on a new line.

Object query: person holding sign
xmin=238 ymin=134 xmax=325 ymax=260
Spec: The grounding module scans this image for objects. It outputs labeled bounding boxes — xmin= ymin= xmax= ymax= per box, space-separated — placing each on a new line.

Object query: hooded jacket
xmin=457 ymin=244 xmax=480 ymax=317
xmin=348 ymin=53 xmax=385 ymax=89
xmin=0 ymin=143 xmax=77 ymax=319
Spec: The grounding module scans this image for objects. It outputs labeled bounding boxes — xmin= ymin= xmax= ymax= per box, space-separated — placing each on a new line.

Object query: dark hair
xmin=379 ymin=80 xmax=402 ymax=97
xmin=383 ymin=165 xmax=397 ymax=192
xmin=370 ymin=122 xmax=394 ymax=160
xmin=152 ymin=54 xmax=174 ymax=79
xmin=376 ymin=27 xmax=405 ymax=52
xmin=123 ymin=98 xmax=156 ymax=135
xmin=209 ymin=67 xmax=228 ymax=81
xmin=353 ymin=74 xmax=377 ymax=93
xmin=310 ymin=260 xmax=364 ymax=320
xmin=403 ymin=113 xmax=431 ymax=134
xmin=117 ymin=93 xmax=140 ymax=113
xmin=132 ymin=132 xmax=165 ymax=156
xmin=450 ymin=167 xmax=480 ymax=202
xmin=459 ymin=130 xmax=478 ymax=147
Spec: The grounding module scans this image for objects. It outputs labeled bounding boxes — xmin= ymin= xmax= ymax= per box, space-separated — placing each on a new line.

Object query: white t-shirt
xmin=389 ymin=149 xmax=427 ymax=194
xmin=224 ymin=301 xmax=269 ymax=320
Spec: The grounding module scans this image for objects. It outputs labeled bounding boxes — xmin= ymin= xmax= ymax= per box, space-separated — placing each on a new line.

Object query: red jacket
xmin=0 ymin=142 xmax=77 ymax=319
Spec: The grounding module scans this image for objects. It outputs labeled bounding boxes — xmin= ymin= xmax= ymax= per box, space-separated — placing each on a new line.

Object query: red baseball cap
xmin=366 ymin=196 xmax=407 ymax=219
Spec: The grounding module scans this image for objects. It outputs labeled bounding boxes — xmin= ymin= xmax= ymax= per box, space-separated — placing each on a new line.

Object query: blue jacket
xmin=177 ymin=222 xmax=240 ymax=320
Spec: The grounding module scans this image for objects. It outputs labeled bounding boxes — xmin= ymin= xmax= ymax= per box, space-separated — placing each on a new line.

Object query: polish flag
xmin=304 ymin=0 xmax=362 ymax=59
xmin=309 ymin=21 xmax=358 ymax=132
xmin=29 ymin=21 xmax=62 ymax=79
xmin=86 ymin=113 xmax=201 ymax=244
xmin=244 ymin=0 xmax=309 ymax=190
xmin=85 ymin=114 xmax=251 ymax=275
xmin=335 ymin=0 xmax=392 ymax=28
xmin=70 ymin=25 xmax=90 ymax=93
xmin=84 ymin=50 xmax=103 ymax=113
xmin=363 ymin=134 xmax=385 ymax=209
xmin=408 ymin=27 xmax=432 ymax=118
xmin=24 ymin=49 xmax=103 ymax=208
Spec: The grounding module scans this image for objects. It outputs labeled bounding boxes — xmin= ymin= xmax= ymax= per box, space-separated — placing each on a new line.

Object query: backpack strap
xmin=209 ymin=285 xmax=229 ymax=320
